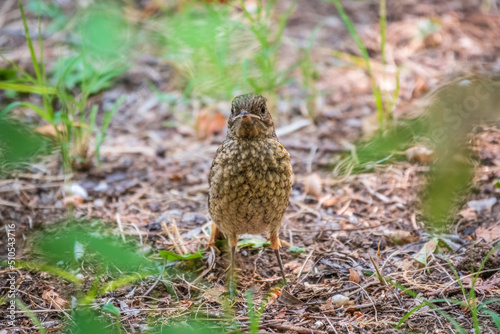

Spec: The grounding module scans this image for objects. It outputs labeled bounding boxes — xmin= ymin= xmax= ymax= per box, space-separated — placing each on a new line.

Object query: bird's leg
xmin=270 ymin=233 xmax=287 ymax=285
xmin=208 ymin=223 xmax=223 ymax=253
xmin=228 ymin=235 xmax=238 ymax=298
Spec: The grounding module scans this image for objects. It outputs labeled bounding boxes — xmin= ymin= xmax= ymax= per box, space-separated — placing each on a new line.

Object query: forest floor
xmin=1 ymin=0 xmax=500 ymax=333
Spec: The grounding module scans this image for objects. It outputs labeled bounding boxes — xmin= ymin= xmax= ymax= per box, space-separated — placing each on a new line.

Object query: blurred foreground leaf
xmin=0 ymin=117 xmax=52 ymax=174
xmin=70 ymin=309 xmax=119 ymax=334
xmin=102 ymin=302 xmax=121 ymax=317
xmin=34 ymin=223 xmax=153 ymax=272
xmin=158 ymin=249 xmax=204 ymax=261
xmin=289 ymin=246 xmax=306 ymax=253
xmin=238 ymin=236 xmax=270 ymax=249
xmin=338 ymin=75 xmax=500 ymax=231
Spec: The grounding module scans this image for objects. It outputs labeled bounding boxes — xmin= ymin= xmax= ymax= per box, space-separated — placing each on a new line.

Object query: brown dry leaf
xmin=42 ymin=290 xmax=68 ymax=308
xmin=285 ymin=259 xmax=313 ymax=274
xmin=384 ymin=230 xmax=419 ymax=245
xmin=304 ymin=173 xmax=322 ymax=198
xmin=278 ymin=288 xmax=303 ymax=305
xmin=460 ymin=298 xmax=478 ymax=313
xmin=459 ymin=207 xmax=478 ymax=221
xmin=476 ymin=225 xmax=500 ymax=242
xmin=63 ymin=194 xmax=84 ymax=207
xmin=406 ymin=145 xmax=434 ymax=164
xmin=36 ymin=124 xmax=64 ymax=137
xmin=321 ymin=196 xmax=338 ymax=207
xmin=352 ymin=311 xmax=365 ymax=320
xmin=462 ymin=276 xmax=500 ymax=294
xmin=304 ymin=282 xmax=329 ymax=293
xmin=412 ymin=75 xmax=430 ymax=98
xmin=195 ymin=108 xmax=226 ymax=139
xmin=349 ymin=268 xmax=360 ymax=284
xmin=202 ymin=285 xmax=226 ymax=304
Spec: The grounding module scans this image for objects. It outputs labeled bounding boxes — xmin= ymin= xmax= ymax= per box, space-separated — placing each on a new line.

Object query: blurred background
xmin=1 ymin=0 xmax=500 ymax=333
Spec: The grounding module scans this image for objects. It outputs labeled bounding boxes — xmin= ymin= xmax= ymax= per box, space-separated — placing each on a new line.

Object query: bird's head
xmin=227 ymin=93 xmax=275 ymax=139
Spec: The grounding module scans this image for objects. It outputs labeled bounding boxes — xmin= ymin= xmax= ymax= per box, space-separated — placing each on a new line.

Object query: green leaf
xmin=238 ymin=237 xmax=270 ymax=249
xmin=158 ymin=249 xmax=204 ymax=261
xmin=0 ymin=82 xmax=56 ymax=95
xmin=102 ymin=302 xmax=120 ymax=317
xmin=482 ymin=308 xmax=500 ymax=329
xmin=413 ymin=239 xmax=437 ymax=266
xmin=71 ymin=309 xmax=118 ymax=334
xmin=289 ymin=246 xmax=306 ymax=253
xmin=34 ymin=224 xmax=153 ymax=272
xmin=494 ymin=179 xmax=500 ymax=189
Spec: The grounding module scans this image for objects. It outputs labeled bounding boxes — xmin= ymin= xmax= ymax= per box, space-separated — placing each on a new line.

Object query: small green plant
xmin=239 ymin=0 xmax=297 ymax=98
xmin=325 ymin=0 xmax=399 ymax=129
xmin=151 ymin=0 xmax=301 ymax=109
xmin=0 ymin=115 xmax=52 ymax=174
xmin=1 ymin=1 xmax=129 ymax=172
xmin=394 ymin=243 xmax=500 ymax=332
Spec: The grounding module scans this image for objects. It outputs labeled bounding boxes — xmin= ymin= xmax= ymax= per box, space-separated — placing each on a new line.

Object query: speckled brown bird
xmin=208 ymin=93 xmax=292 ymax=294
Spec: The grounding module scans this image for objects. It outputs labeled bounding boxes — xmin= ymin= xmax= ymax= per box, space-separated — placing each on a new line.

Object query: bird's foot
xmin=207 ymin=241 xmax=221 ymax=254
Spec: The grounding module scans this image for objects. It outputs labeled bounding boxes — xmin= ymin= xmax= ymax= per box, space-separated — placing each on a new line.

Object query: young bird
xmin=208 ymin=93 xmax=293 ymax=295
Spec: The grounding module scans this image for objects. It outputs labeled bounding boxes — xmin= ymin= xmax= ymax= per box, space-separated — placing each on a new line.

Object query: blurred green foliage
xmin=34 ymin=223 xmax=153 ymax=272
xmin=0 ymin=116 xmax=52 ymax=174
xmin=340 ymin=75 xmax=500 ymax=230
xmin=153 ymin=0 xmax=299 ymax=101
xmin=0 ymin=1 xmax=130 ymax=171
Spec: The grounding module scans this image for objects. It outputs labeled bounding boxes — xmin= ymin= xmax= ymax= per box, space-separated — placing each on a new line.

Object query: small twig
xmin=265 ymin=323 xmax=327 ymax=334
xmin=368 ymin=250 xmax=387 ymax=286
xmin=161 ymin=221 xmax=183 ymax=255
xmin=115 ymin=213 xmax=126 ymax=243
xmin=297 ymin=248 xmax=315 ymax=279
xmin=126 ymin=186 xmax=150 ymax=205
xmin=171 ymin=219 xmax=188 ymax=255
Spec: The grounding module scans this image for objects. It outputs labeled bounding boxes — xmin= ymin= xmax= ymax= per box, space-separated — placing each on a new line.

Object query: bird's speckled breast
xmin=208 ymin=137 xmax=292 ymax=236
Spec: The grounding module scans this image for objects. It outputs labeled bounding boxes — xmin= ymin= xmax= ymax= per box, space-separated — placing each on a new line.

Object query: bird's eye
xmin=260 ymin=107 xmax=266 ymax=114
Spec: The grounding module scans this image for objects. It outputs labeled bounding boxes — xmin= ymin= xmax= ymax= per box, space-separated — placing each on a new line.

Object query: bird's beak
xmin=234 ymin=110 xmax=261 ymax=120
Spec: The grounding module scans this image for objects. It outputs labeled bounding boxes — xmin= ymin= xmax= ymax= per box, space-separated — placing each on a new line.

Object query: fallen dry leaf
xmin=384 ymin=230 xmax=419 ymax=245
xmin=195 ymin=108 xmax=226 ymax=139
xmin=304 ymin=173 xmax=322 ymax=198
xmin=475 ymin=225 xmax=500 ymax=242
xmin=406 ymin=145 xmax=434 ymax=164
xmin=62 ymin=194 xmax=84 ymax=207
xmin=285 ymin=259 xmax=313 ymax=274
xmin=462 ymin=276 xmax=500 ymax=295
xmin=36 ymin=124 xmax=65 ymax=137
xmin=349 ymin=268 xmax=360 ymax=284
xmin=458 ymin=207 xmax=478 ymax=221
xmin=202 ymin=285 xmax=226 ymax=304
xmin=42 ymin=290 xmax=68 ymax=309
xmin=413 ymin=239 xmax=438 ymax=266
xmin=321 ymin=195 xmax=338 ymax=207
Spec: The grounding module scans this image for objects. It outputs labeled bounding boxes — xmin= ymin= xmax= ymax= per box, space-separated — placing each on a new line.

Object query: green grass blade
xmin=0 ymin=82 xmax=56 ymax=95
xmin=396 ymin=303 xmax=427 ymax=329
xmin=15 ymin=299 xmax=48 ymax=334
xmin=379 ymin=0 xmax=387 ymax=65
xmin=18 ymin=0 xmax=42 ymax=83
xmin=4 ymin=260 xmax=80 ymax=284
xmin=480 ymin=309 xmax=500 ymax=329
xmin=326 ymin=0 xmax=385 ymax=126
xmin=0 ymin=102 xmax=21 ymax=119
